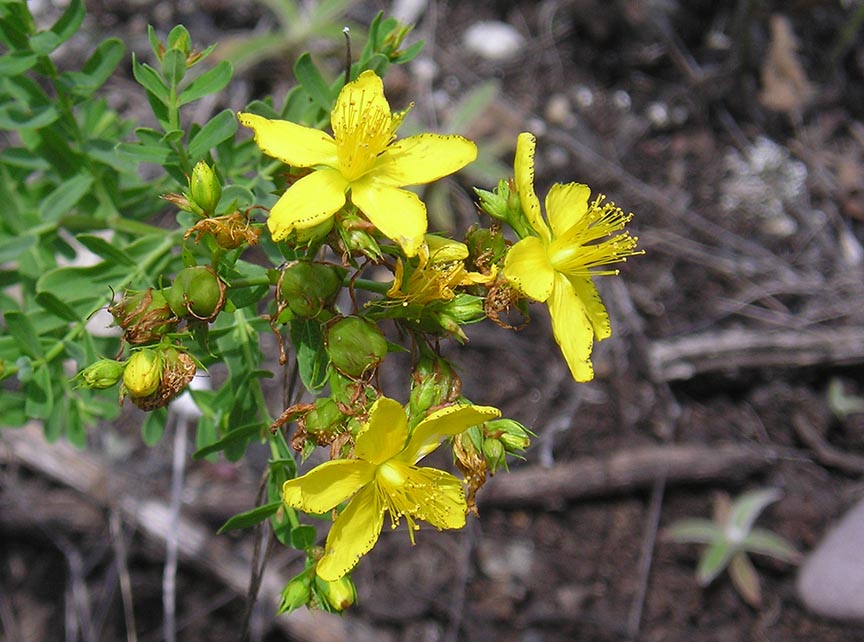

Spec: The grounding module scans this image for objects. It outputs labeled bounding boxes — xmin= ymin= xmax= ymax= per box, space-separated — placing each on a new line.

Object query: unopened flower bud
xmin=166 ymin=265 xmax=226 ymax=321
xmin=279 ymin=261 xmax=344 ymax=318
xmin=474 ymin=181 xmax=510 ymax=222
xmin=487 ymin=417 xmax=532 ymax=452
xmin=123 ymin=349 xmax=163 ymax=398
xmin=337 ymin=211 xmax=382 ymax=261
xmin=409 ymin=355 xmax=460 ymax=421
xmin=77 ymin=359 xmax=125 ymax=389
xmin=167 ymin=25 xmax=192 ymax=57
xmin=278 ymin=575 xmax=312 ymax=615
xmin=315 ymin=574 xmax=357 ymax=612
xmin=189 ymin=161 xmax=222 ymax=214
xmin=325 ymin=317 xmax=388 ymax=378
xmin=482 ymin=437 xmax=507 ymax=474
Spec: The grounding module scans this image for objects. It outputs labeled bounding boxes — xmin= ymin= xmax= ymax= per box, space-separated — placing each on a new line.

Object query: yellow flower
xmin=282 ymin=396 xmax=500 ymax=581
xmin=387 ymin=236 xmax=496 ymax=305
xmin=503 ymin=132 xmax=640 ymax=381
xmin=238 ymin=70 xmax=477 ymax=257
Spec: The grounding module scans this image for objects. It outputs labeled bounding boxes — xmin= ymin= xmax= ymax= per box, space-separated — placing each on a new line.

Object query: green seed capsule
xmin=279 ymin=261 xmax=344 ymax=318
xmin=325 ymin=317 xmax=388 ymax=378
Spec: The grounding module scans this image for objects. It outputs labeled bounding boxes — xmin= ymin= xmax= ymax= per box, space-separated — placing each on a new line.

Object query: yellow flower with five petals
xmin=239 ymin=70 xmax=477 ymax=257
xmin=282 ymin=396 xmax=500 ymax=581
xmin=503 ymin=132 xmax=640 ymax=381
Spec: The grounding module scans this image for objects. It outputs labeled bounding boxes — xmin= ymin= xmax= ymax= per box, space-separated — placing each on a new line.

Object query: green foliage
xmin=665 ymin=489 xmax=802 ymax=607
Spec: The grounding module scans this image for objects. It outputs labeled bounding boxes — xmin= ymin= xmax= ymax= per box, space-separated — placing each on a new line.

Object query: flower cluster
xmin=232 ymin=70 xmax=640 ymax=601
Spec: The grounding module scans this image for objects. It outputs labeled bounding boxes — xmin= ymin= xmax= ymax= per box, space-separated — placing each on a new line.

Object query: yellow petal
xmin=355 ymin=397 xmax=408 ymax=465
xmin=514 ymin=132 xmax=549 ymax=241
xmin=503 ymin=236 xmax=555 ymax=302
xmin=331 ymin=70 xmax=392 ymax=143
xmin=237 ymin=112 xmax=337 ymax=167
xmin=548 ymin=273 xmax=595 ymax=381
xmin=317 ymin=484 xmax=384 ymax=581
xmin=402 ymin=403 xmax=501 ymax=463
xmin=545 ymin=182 xmax=590 ymax=238
xmin=569 ymin=275 xmax=611 ymax=341
xmin=350 ymin=180 xmax=426 ymax=257
xmin=372 ymin=134 xmax=477 ymax=186
xmin=282 ymin=459 xmax=375 ymax=514
xmin=377 ymin=462 xmax=467 ymax=530
xmin=267 ymin=168 xmax=348 ymax=241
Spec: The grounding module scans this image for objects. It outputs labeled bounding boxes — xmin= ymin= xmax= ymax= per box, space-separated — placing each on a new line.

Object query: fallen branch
xmin=0 ymin=424 xmax=393 ymax=642
xmin=648 ymin=327 xmax=864 ymax=382
xmin=791 ymin=412 xmax=864 ymax=475
xmin=479 ymin=443 xmax=778 ymax=510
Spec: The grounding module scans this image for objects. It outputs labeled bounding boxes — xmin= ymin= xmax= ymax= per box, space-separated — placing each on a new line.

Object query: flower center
xmin=333 ymin=92 xmax=395 ymax=182
xmin=547 ymin=196 xmax=641 ymax=277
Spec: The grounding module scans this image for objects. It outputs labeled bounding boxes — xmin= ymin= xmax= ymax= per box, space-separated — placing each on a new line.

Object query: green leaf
xmin=729 ymin=488 xmax=781 ymax=535
xmin=48 ymin=0 xmax=84 ymax=48
xmin=664 ymin=519 xmax=721 ymax=544
xmin=0 ymin=233 xmax=35 ymax=263
xmin=294 ymin=53 xmax=334 ymax=112
xmin=290 ymin=319 xmax=329 ymax=392
xmin=218 ymin=501 xmax=282 ymax=533
xmin=696 ymin=540 xmax=737 ymax=586
xmin=28 ymin=30 xmax=60 ymax=55
xmin=76 ymin=233 xmax=136 ymax=266
xmin=39 ymin=174 xmax=93 ymax=222
xmin=0 ymin=50 xmax=38 ymax=76
xmin=35 ymin=291 xmax=80 ymax=322
xmin=147 ymin=24 xmax=162 ymax=60
xmin=392 ymin=40 xmax=424 ymax=64
xmin=61 ymin=38 xmax=125 ymax=97
xmin=132 ymin=53 xmax=169 ymax=104
xmin=142 ymin=407 xmax=168 ymax=445
xmin=0 ymin=103 xmax=58 ymax=129
xmin=289 ymin=524 xmax=317 ymax=549
xmin=741 ymin=528 xmax=801 ymax=563
xmin=192 ymin=421 xmax=263 ymax=459
xmin=25 ymin=364 xmax=54 ymax=421
xmin=4 ymin=310 xmax=43 ymax=358
xmin=178 ymin=60 xmax=232 ymax=106
xmin=188 ymin=108 xmax=237 ymax=161
xmin=160 ymin=47 xmax=186 ymax=87
xmin=0 ymin=390 xmax=27 ymax=427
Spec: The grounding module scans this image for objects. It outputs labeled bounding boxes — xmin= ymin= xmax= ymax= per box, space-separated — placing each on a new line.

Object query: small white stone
xmin=797 ymin=498 xmax=864 ymax=621
xmin=545 ymin=94 xmax=574 ymax=127
xmin=462 ymin=21 xmax=525 ymax=62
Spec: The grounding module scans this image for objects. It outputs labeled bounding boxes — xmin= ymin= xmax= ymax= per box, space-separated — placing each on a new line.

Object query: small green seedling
xmin=665 ymin=488 xmax=802 ymax=607
xmin=827 ymin=377 xmax=864 ymax=419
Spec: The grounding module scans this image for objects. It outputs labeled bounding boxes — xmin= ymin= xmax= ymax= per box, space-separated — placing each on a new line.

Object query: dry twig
xmin=479 ymin=443 xmax=777 ymax=510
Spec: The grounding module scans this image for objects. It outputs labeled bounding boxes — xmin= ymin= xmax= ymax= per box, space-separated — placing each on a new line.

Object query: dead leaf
xmin=758 ymin=14 xmax=816 ymax=115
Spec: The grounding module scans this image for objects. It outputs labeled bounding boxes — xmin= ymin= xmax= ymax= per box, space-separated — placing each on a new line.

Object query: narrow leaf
xmin=4 ymin=310 xmax=43 ymax=358
xmin=728 ymin=552 xmax=762 ymax=607
xmin=49 ymin=0 xmax=84 ymax=47
xmin=142 ymin=408 xmax=168 ymax=445
xmin=188 ymin=108 xmax=237 ymax=161
xmin=131 ymin=54 xmax=169 ymax=104
xmin=294 ymin=53 xmax=334 ymax=112
xmin=696 ymin=540 xmax=736 ymax=586
xmin=218 ymin=501 xmax=282 ymax=533
xmin=178 ymin=60 xmax=232 ymax=106
xmin=76 ymin=233 xmax=135 ymax=266
xmin=38 ymin=174 xmax=93 ymax=222
xmin=35 ymin=291 xmax=80 ymax=322
xmin=192 ymin=421 xmax=263 ymax=459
